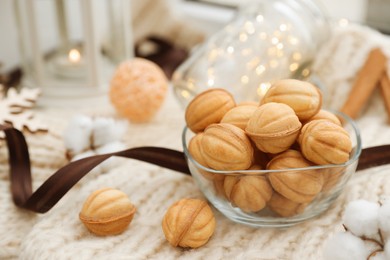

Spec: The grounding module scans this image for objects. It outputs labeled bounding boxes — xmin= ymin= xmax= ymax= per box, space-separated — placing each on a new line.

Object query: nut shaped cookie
xmin=162 ymin=198 xmax=216 ymax=248
xmin=246 ymin=102 xmax=301 ymax=154
xmin=79 ymin=188 xmax=136 ymax=236
xmin=185 ymin=89 xmax=235 ymax=133
xmin=267 ymin=192 xmax=307 ymax=217
xmin=202 ymin=123 xmax=253 ymax=171
xmin=261 ymin=79 xmax=322 ymax=120
xmin=221 ymin=105 xmax=257 ymax=130
xmin=303 ymin=109 xmax=341 ymax=126
xmin=298 ymin=120 xmax=352 ymax=165
xmin=224 ymin=174 xmax=273 ymax=212
xmin=267 ymin=150 xmax=324 ymax=203
xmin=188 ymin=133 xmax=224 ymax=181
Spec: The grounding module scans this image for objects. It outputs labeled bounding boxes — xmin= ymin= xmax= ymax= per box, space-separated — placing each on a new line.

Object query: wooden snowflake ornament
xmin=0 ymin=86 xmax=48 ymax=138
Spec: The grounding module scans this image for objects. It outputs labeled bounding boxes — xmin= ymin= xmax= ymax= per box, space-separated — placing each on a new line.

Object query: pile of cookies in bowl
xmin=182 ymin=79 xmax=361 ymax=227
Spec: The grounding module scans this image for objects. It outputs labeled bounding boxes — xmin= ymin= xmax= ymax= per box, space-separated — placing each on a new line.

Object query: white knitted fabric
xmin=1 ymin=24 xmax=390 ymax=260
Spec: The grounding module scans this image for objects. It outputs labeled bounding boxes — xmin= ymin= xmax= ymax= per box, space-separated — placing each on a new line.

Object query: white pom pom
xmin=323 ymin=232 xmax=369 ymax=260
xmin=343 ymin=200 xmax=380 ymax=239
xmin=63 ymin=115 xmax=93 ymax=156
xmin=92 ymin=117 xmax=127 ymax=148
xmin=379 ymin=201 xmax=390 ymax=242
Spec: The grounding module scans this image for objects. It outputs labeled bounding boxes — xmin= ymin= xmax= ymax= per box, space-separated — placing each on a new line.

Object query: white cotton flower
xmin=379 ymin=201 xmax=390 ymax=242
xmin=92 ymin=117 xmax=127 ymax=148
xmin=63 ymin=115 xmax=93 ymax=156
xmin=343 ymin=200 xmax=380 ymax=239
xmin=323 ymin=232 xmax=369 ymax=260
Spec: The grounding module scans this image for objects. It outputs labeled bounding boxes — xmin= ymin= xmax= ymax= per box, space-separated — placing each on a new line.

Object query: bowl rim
xmin=182 ymin=110 xmax=362 ymax=175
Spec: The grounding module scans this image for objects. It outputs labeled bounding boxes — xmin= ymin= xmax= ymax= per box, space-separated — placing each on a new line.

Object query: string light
xmin=256 ymin=15 xmax=264 ymax=23
xmin=245 ymin=21 xmax=255 ymax=34
xmin=227 ymin=46 xmax=235 ymax=54
xmin=279 ymin=24 xmax=288 ymax=32
xmin=256 ymin=65 xmax=266 ymax=75
xmin=289 ymin=63 xmax=299 ymax=71
xmin=241 ymin=75 xmax=249 ymax=84
xmin=239 ymin=33 xmax=248 ymax=42
xmin=257 ymin=82 xmax=271 ymax=97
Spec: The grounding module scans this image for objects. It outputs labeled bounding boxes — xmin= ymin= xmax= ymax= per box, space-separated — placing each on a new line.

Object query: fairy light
xmin=207 ymin=78 xmax=215 ymax=86
xmin=257 ymin=82 xmax=271 ymax=97
xmin=271 ymin=37 xmax=279 ymax=45
xmin=302 ymin=68 xmax=310 ymax=77
xmin=293 ymin=52 xmax=302 ymax=61
xmin=279 ymin=23 xmax=287 ymax=32
xmin=239 ymin=33 xmax=248 ymax=42
xmin=227 ymin=46 xmax=235 ymax=54
xmin=288 ymin=36 xmax=299 ymax=45
xmin=276 ymin=43 xmax=284 ymax=50
xmin=245 ymin=21 xmax=255 ymax=35
xmin=181 ymin=90 xmax=190 ymax=99
xmin=289 ymin=63 xmax=299 ymax=71
xmin=241 ymin=75 xmax=249 ymax=84
xmin=256 ymin=65 xmax=266 ymax=75
xmin=256 ymin=15 xmax=264 ymax=23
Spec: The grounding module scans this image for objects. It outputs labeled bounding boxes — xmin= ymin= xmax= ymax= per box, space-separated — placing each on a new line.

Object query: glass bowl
xmin=182 ymin=111 xmax=361 ymax=228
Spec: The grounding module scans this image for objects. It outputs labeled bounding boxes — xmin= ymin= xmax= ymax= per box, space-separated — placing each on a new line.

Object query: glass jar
xmin=172 ymin=0 xmax=329 ymax=107
xmin=14 ymin=0 xmax=133 ymax=105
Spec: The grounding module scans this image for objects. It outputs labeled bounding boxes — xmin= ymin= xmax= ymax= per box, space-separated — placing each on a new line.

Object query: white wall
xmin=0 ymin=0 xmax=21 ymax=70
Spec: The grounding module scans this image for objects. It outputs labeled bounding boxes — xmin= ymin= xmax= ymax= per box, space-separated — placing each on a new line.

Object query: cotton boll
xmin=379 ymin=202 xmax=390 ymax=242
xmin=63 ymin=115 xmax=93 ymax=156
xmin=323 ymin=232 xmax=369 ymax=260
xmin=343 ymin=200 xmax=380 ymax=239
xmin=92 ymin=118 xmax=128 ymax=148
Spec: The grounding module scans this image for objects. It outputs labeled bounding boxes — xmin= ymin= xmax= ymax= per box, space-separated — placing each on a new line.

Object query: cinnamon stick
xmin=380 ymin=71 xmax=390 ymax=122
xmin=341 ymin=48 xmax=387 ymax=119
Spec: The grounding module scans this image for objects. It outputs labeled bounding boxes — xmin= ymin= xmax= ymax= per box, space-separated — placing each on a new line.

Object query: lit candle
xmin=69 ymin=49 xmax=81 ymax=63
xmin=47 ymin=48 xmax=87 ymax=79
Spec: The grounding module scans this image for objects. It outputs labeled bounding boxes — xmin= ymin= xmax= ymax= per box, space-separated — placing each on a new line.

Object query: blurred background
xmin=0 ymin=0 xmax=389 ymax=80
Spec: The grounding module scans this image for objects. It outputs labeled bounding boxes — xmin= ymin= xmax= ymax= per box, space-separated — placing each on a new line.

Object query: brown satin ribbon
xmin=1 ymin=123 xmax=390 ymax=213
xmin=0 ymin=124 xmax=190 ymax=213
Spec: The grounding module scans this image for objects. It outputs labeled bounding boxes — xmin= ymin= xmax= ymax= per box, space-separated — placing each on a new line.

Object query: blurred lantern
xmin=15 ymin=0 xmax=133 ymax=105
xmin=172 ymin=0 xmax=329 ymax=107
